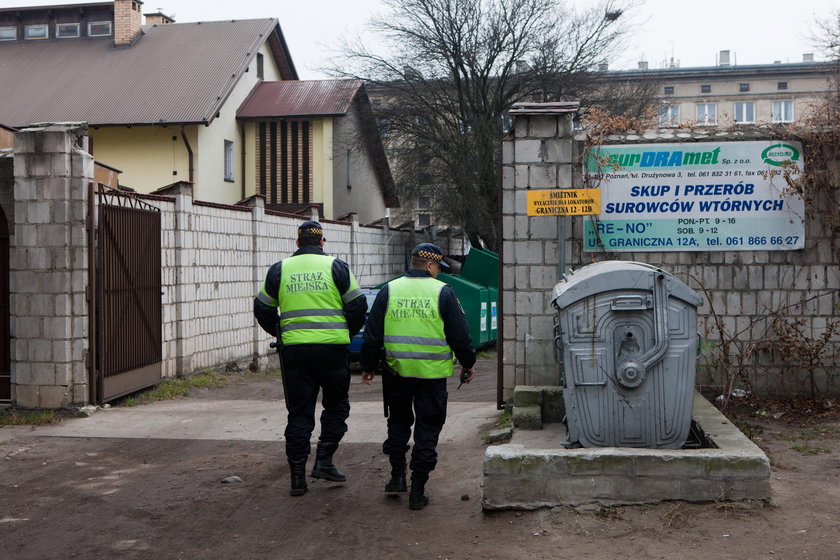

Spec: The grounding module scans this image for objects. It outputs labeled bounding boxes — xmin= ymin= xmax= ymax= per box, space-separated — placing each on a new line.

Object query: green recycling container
xmin=458 ymin=247 xmax=498 ymax=347
xmin=460 ymin=247 xmax=499 ymax=289
xmin=438 ymin=272 xmax=489 ymax=349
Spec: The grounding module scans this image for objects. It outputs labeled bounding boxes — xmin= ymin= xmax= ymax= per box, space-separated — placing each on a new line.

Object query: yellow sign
xmin=526 ymin=189 xmax=601 ymax=216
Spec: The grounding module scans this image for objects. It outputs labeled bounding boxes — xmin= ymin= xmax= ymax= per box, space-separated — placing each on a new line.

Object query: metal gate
xmin=0 ymin=208 xmax=9 ymax=402
xmin=91 ymin=184 xmax=162 ymax=403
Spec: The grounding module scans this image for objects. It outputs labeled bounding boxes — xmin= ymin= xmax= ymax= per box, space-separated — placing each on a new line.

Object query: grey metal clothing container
xmin=551 ymin=261 xmax=703 ymax=449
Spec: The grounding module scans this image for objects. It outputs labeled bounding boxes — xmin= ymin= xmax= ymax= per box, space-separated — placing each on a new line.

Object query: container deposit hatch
xmin=551 ymin=261 xmax=703 ymax=449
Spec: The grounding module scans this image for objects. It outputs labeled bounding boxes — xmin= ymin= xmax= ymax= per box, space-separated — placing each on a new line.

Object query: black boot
xmin=311 ymin=442 xmax=346 ymax=482
xmin=409 ymin=471 xmax=430 ymax=510
xmin=288 ymin=458 xmax=308 ymax=496
xmin=384 ymin=455 xmax=407 ymax=493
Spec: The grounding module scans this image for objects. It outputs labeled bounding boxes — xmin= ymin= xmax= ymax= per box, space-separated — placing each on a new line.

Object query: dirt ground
xmin=2 ymin=353 xmax=840 ymax=560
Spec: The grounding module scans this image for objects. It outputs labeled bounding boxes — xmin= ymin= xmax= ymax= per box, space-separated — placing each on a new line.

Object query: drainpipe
xmin=239 ymin=122 xmax=246 ymax=201
xmin=179 ymin=124 xmax=194 ymax=183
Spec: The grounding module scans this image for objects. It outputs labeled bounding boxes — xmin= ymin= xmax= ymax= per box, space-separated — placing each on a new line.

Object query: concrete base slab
xmin=23 ymin=400 xmax=497 ymax=444
xmin=482 ymin=393 xmax=771 ymax=509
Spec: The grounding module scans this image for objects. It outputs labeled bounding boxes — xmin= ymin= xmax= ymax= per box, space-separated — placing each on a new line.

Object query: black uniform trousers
xmin=281 ymin=344 xmax=350 ymax=461
xmin=382 ymin=373 xmax=448 ymax=474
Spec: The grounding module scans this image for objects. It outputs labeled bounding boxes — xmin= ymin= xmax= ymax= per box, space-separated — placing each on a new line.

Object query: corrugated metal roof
xmin=0 ymin=18 xmax=289 ymax=127
xmin=237 ymin=79 xmax=363 ymax=118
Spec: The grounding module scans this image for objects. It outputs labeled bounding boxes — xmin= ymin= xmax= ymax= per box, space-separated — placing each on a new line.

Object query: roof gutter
xmin=180 ymin=124 xmax=194 ymax=183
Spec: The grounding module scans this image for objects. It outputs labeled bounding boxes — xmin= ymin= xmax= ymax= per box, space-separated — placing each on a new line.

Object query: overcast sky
xmin=4 ymin=0 xmax=838 ymax=78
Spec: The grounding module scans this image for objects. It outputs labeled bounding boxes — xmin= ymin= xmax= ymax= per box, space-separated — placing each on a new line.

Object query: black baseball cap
xmin=412 ymin=242 xmax=450 ymax=268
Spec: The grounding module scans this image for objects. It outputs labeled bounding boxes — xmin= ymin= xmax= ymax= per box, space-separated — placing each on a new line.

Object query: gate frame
xmin=0 ymin=207 xmax=9 ymax=403
xmin=88 ymin=182 xmax=163 ymax=404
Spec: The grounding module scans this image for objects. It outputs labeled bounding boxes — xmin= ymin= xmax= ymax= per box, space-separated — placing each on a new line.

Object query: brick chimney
xmin=144 ymin=11 xmax=175 ymax=25
xmin=114 ymin=0 xmax=143 ymax=47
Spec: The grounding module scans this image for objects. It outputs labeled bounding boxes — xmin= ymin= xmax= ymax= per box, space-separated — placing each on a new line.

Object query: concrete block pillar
xmin=12 ymin=123 xmax=92 ymax=407
xmin=499 ymin=104 xmax=578 ymax=401
xmin=349 ymin=213 xmax=359 ymax=270
xmin=239 ymin=194 xmax=268 ymax=370
xmin=154 ymin=181 xmax=195 ymax=377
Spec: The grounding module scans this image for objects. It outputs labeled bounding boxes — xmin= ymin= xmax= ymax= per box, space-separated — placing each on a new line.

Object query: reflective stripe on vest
xmin=384 ymin=276 xmax=453 ymax=379
xmin=278 ymin=254 xmax=349 ymax=345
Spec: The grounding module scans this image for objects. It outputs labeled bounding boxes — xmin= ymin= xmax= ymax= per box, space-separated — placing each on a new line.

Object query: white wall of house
xmin=196 ymin=43 xmax=285 ymax=204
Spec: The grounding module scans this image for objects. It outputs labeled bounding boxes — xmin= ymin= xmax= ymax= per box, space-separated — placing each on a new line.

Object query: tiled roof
xmin=0 ymin=18 xmax=297 ymax=127
xmin=237 ymin=79 xmax=364 ymax=118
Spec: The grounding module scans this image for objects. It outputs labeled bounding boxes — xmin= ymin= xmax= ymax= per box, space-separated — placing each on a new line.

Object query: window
xmin=418 ymin=196 xmax=431 ymax=210
xmin=659 ymin=104 xmax=680 ymax=126
xmin=418 ymin=214 xmax=431 ymax=227
xmin=0 ymin=26 xmax=16 ymax=41
xmin=700 ymin=84 xmax=711 ymax=93
xmin=24 ymin=24 xmax=48 ymax=39
xmin=256 ymin=53 xmax=264 ymax=79
xmin=777 ymin=81 xmax=788 ymax=90
xmin=695 ymin=103 xmax=717 ymax=125
xmin=772 ymin=100 xmax=794 ymax=123
xmin=224 ymin=140 xmax=234 ymax=182
xmin=88 ymin=21 xmax=112 ymax=37
xmin=663 ymin=86 xmax=674 ymax=95
xmin=739 ymin=83 xmax=750 ymax=92
xmin=56 ymin=23 xmax=80 ymax=38
xmin=733 ymin=102 xmax=755 ymax=123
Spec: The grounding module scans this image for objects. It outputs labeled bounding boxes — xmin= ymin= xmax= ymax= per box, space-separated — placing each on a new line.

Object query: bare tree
xmin=330 ymin=0 xmax=645 ymax=250
xmin=814 ymin=9 xmax=840 ymax=60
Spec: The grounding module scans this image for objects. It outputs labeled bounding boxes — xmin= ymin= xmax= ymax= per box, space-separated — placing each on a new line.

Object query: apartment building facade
xmin=607 ymin=51 xmax=837 ymax=127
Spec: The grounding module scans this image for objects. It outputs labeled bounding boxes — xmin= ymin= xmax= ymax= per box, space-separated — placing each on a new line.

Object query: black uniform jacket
xmin=360 ymin=269 xmax=476 ymax=372
xmin=253 ymin=245 xmax=367 ymax=343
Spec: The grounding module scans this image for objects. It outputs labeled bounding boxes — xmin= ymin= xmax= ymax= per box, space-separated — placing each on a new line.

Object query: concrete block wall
xmin=500 ymin=112 xmax=576 ymax=399
xmin=500 ymin=118 xmax=840 ymax=400
xmin=569 ymin=129 xmax=840 ymax=397
xmin=141 ymin=190 xmax=423 ymax=384
xmin=11 ymin=124 xmax=91 ymax=407
xmin=350 ymin=224 xmax=410 ymax=286
xmin=188 ymin=202 xmax=256 ymax=372
xmin=7 ymin=125 xmax=454 ymax=407
xmin=500 ymin=120 xmax=839 ymax=400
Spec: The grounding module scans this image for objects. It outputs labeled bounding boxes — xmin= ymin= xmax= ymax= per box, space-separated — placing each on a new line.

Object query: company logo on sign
xmin=594 ymin=147 xmax=722 ymax=171
xmin=761 ymin=143 xmax=800 ymax=167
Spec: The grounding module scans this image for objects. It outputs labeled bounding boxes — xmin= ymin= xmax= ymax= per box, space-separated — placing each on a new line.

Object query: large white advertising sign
xmin=584 ymin=141 xmax=806 ymax=252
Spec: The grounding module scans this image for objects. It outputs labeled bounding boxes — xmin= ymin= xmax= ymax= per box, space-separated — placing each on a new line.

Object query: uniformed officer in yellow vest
xmin=361 ymin=243 xmax=476 ymax=510
xmin=254 ymin=220 xmax=367 ymax=496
